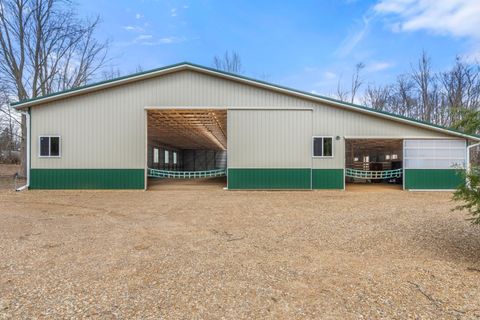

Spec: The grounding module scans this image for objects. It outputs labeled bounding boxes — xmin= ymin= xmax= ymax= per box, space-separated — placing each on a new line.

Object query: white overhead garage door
xmin=403 ymin=139 xmax=466 ymax=190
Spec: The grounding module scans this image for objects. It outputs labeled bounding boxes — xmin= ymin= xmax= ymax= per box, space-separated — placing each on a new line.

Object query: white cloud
xmin=135 ymin=13 xmax=144 ymax=19
xmin=138 ymin=36 xmax=186 ymax=46
xmin=117 ymin=35 xmax=186 ymax=47
xmin=365 ymin=61 xmax=393 ymax=72
xmin=335 ymin=14 xmax=373 ymax=57
xmin=149 ymin=37 xmax=186 ymax=45
xmin=171 ymin=8 xmax=177 ymax=17
xmin=302 ymin=68 xmax=338 ymax=81
xmin=323 ymin=71 xmax=338 ymax=80
xmin=374 ymin=0 xmax=480 ymax=39
xmin=136 ymin=34 xmax=153 ymax=41
xmin=122 ymin=25 xmax=145 ymax=33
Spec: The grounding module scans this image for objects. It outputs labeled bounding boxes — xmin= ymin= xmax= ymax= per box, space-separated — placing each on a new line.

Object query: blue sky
xmin=78 ymin=0 xmax=480 ymax=97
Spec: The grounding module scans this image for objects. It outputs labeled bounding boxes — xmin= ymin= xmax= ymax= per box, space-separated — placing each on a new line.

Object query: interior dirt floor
xmin=1 ymin=178 xmax=480 ymax=318
xmin=148 ymin=177 xmax=227 ymax=190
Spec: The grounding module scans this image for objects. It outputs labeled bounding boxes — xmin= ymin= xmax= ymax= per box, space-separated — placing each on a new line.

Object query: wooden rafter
xmin=147 ymin=109 xmax=227 ymax=150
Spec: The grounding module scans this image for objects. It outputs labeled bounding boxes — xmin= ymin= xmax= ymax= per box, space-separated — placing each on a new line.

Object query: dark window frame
xmin=312 ymin=136 xmax=334 ymax=158
xmin=39 ymin=136 xmax=61 ymax=158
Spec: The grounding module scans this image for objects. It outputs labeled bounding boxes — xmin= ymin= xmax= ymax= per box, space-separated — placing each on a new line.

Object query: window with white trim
xmin=39 ymin=136 xmax=60 ymax=157
xmin=173 ymin=152 xmax=177 ymax=164
xmin=153 ymin=148 xmax=159 ymax=163
xmin=313 ymin=137 xmax=333 ymax=157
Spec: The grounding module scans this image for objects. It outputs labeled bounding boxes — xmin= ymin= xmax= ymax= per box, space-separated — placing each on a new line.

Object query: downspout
xmin=16 ymin=109 xmax=30 ymax=191
xmin=466 ymin=141 xmax=480 ymax=188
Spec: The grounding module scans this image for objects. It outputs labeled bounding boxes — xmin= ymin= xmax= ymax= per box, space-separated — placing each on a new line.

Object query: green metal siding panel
xmin=404 ymin=169 xmax=464 ymax=190
xmin=312 ymin=169 xmax=344 ymax=189
xmin=30 ymin=169 xmax=145 ymax=189
xmin=228 ymin=168 xmax=311 ymax=190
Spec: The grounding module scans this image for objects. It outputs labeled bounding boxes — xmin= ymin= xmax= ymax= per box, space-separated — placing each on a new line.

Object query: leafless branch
xmin=213 ymin=50 xmax=243 ymax=74
xmin=0 ymin=0 xmax=109 ymax=172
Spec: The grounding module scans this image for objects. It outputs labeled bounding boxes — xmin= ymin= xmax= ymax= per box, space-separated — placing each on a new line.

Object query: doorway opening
xmin=345 ymin=139 xmax=403 ymax=191
xmin=146 ymin=108 xmax=227 ymax=190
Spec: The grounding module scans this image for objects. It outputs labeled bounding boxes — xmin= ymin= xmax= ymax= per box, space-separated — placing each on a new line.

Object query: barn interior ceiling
xmin=148 ymin=109 xmax=227 ymax=150
xmin=346 ymin=139 xmax=403 ymax=153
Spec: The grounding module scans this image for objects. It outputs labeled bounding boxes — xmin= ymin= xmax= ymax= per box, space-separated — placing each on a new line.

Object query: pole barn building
xmin=12 ymin=62 xmax=480 ymax=191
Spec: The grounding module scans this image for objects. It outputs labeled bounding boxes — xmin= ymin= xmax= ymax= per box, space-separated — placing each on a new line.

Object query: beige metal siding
xmin=311 ymin=105 xmax=453 ymax=169
xmin=31 ymin=95 xmax=145 ymax=169
xmin=31 ymin=70 xmax=320 ymax=169
xmin=30 ymin=69 xmax=457 ymax=169
xmin=228 ymin=109 xmax=312 ymax=168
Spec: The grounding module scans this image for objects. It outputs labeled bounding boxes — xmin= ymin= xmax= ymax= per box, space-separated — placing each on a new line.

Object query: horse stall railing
xmin=147 ymin=168 xmax=227 ymax=179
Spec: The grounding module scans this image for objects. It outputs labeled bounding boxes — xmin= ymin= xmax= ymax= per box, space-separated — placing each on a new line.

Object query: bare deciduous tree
xmin=360 ymin=52 xmax=480 ymax=134
xmin=213 ymin=51 xmax=243 ymax=74
xmin=363 ymin=84 xmax=391 ymax=111
xmin=0 ymin=87 xmax=21 ymax=163
xmin=335 ymin=74 xmax=349 ymax=102
xmin=411 ymin=51 xmax=434 ymax=122
xmin=440 ymin=57 xmax=480 ymax=124
xmin=0 ymin=0 xmax=108 ymax=175
xmin=351 ymin=62 xmax=365 ymax=103
xmin=334 ymin=63 xmax=365 ymax=103
xmin=102 ymin=67 xmax=122 ymax=81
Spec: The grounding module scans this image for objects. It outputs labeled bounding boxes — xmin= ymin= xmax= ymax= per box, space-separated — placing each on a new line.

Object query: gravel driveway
xmin=1 ymin=185 xmax=480 ymax=319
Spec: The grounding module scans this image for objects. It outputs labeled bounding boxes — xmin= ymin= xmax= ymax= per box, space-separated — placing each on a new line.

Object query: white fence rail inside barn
xmin=147 ymin=168 xmax=226 ymax=179
xmin=345 ymin=168 xmax=402 ymax=180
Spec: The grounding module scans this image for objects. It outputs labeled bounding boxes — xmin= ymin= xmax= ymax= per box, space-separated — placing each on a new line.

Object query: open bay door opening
xmin=146 ymin=109 xmax=227 ymax=190
xmin=403 ymin=139 xmax=466 ymax=190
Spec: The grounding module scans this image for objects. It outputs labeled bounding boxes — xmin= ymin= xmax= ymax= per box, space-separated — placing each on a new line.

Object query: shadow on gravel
xmin=409 ymin=217 xmax=480 ymax=265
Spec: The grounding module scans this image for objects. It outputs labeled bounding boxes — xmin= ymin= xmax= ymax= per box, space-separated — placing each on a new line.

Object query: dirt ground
xmin=0 ymin=164 xmax=20 ymax=176
xmin=0 ymin=164 xmax=24 ymax=190
xmin=1 ymin=178 xmax=480 ymax=319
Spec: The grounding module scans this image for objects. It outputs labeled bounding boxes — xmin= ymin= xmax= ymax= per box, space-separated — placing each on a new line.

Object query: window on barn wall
xmin=404 ymin=140 xmax=466 ymax=169
xmin=313 ymin=137 xmax=333 ymax=157
xmin=164 ymin=150 xmax=169 ymax=164
xmin=39 ymin=136 xmax=60 ymax=157
xmin=173 ymin=152 xmax=177 ymax=164
xmin=153 ymin=148 xmax=159 ymax=163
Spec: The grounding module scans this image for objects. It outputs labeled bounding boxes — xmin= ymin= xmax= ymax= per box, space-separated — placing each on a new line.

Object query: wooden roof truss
xmin=148 ymin=109 xmax=227 ymax=150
